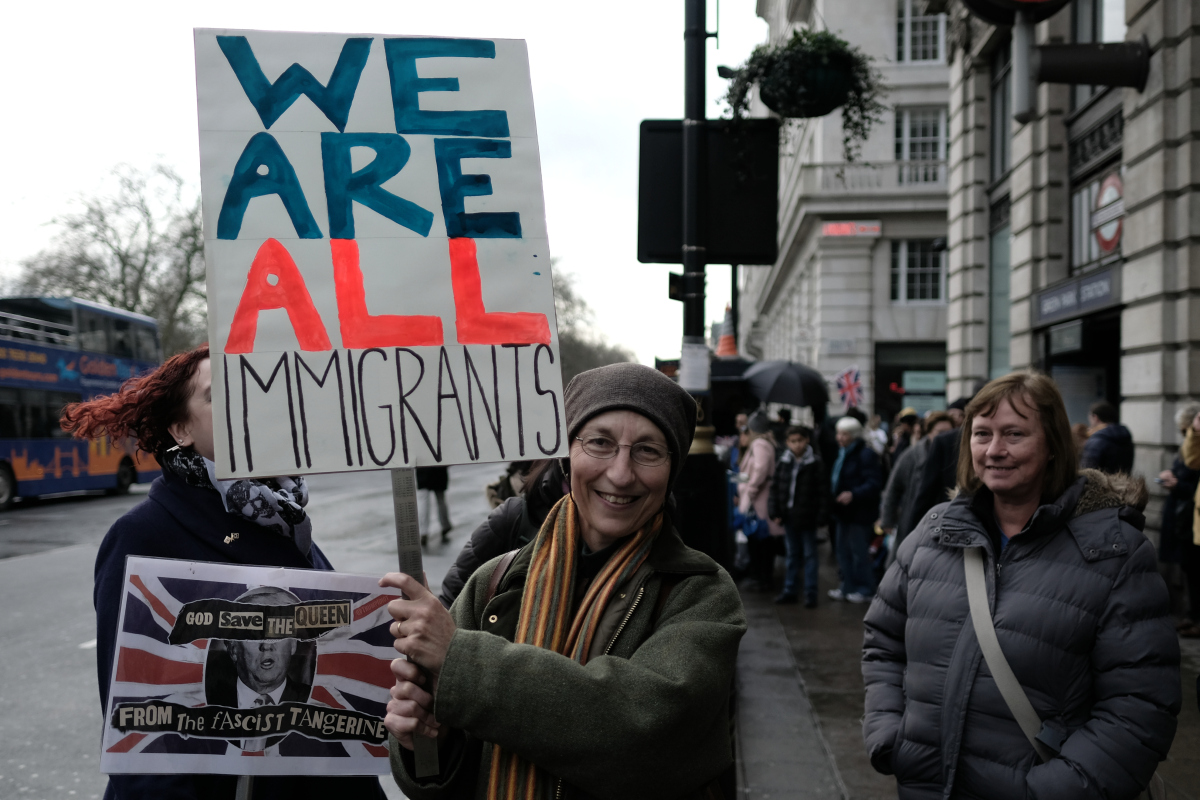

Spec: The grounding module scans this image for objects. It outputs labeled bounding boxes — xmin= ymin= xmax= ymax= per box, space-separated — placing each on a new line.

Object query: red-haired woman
xmin=73 ymin=345 xmax=385 ymax=800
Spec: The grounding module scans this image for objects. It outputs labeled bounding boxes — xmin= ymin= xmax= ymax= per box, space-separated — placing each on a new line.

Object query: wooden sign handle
xmin=391 ymin=467 xmax=440 ymax=778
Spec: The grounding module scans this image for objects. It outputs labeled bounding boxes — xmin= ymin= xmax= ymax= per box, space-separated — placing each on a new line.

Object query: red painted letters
xmin=225 ymin=238 xmax=332 ymax=353
xmin=331 ymin=239 xmax=444 ymax=347
xmin=449 ymin=238 xmax=550 ymax=345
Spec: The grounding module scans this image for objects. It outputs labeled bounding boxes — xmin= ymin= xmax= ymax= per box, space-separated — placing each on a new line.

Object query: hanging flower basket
xmin=723 ymin=29 xmax=886 ymax=163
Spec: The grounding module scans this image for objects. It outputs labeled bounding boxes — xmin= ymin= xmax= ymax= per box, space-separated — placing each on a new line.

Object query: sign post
xmin=390 ymin=467 xmax=439 ymax=776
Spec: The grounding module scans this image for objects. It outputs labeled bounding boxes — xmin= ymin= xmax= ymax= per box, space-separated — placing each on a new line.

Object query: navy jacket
xmin=94 ymin=467 xmax=386 ymax=800
xmin=831 ymin=440 xmax=883 ymax=525
xmin=1080 ymin=423 xmax=1135 ymax=475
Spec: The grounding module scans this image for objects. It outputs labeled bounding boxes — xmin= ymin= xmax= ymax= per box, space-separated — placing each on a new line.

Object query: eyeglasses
xmin=575 ymin=436 xmax=670 ymax=467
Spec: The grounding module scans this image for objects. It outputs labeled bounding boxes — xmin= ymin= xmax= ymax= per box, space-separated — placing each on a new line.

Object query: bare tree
xmin=552 ymin=266 xmax=634 ymax=384
xmin=16 ymin=165 xmax=206 ymax=356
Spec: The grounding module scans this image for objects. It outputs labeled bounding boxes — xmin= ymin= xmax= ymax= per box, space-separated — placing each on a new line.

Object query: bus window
xmin=46 ymin=392 xmax=81 ymax=438
xmin=78 ymin=311 xmax=109 ymax=354
xmin=111 ymin=319 xmax=134 ymax=358
xmin=134 ymin=324 xmax=160 ymax=362
xmin=22 ymin=390 xmax=48 ymax=438
xmin=0 ymin=390 xmax=19 ymax=438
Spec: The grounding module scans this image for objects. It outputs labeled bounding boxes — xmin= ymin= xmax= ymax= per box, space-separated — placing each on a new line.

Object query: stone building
xmin=738 ymin=0 xmax=954 ymax=422
xmin=941 ymin=0 xmax=1198 ymax=489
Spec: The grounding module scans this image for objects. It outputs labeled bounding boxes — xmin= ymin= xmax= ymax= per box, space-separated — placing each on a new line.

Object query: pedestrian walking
xmin=64 ymin=345 xmax=385 ymax=800
xmin=828 ymin=417 xmax=883 ymax=603
xmin=879 ymin=411 xmax=954 ymax=547
xmin=739 ymin=412 xmax=780 ymax=591
xmin=769 ymin=425 xmax=831 ymax=606
xmin=1080 ymin=400 xmax=1134 ymax=474
xmin=1159 ymin=404 xmax=1200 ymax=637
xmin=863 ymin=372 xmax=1180 ymax=800
xmin=416 ymin=465 xmax=452 ymax=545
xmin=382 ymin=362 xmax=746 ymax=799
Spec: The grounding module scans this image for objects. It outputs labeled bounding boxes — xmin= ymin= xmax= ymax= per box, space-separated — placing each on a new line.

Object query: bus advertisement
xmin=0 ymin=297 xmax=162 ymax=507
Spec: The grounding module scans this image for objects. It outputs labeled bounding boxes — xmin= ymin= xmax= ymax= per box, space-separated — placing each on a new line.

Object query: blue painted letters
xmin=217 ymin=133 xmax=322 ymax=240
xmin=384 ymin=39 xmax=509 ymax=137
xmin=321 ymin=133 xmax=434 ymax=238
xmin=218 ymin=36 xmax=372 ymax=132
xmin=433 ymin=138 xmax=522 ymax=238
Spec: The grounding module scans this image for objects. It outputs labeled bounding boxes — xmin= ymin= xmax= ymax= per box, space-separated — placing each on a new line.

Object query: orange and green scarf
xmin=486 ymin=493 xmax=663 ymax=800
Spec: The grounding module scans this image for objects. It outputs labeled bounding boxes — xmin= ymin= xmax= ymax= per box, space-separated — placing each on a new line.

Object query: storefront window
xmin=890 ymin=240 xmax=944 ymax=303
xmin=989 ymin=198 xmax=1012 ymax=379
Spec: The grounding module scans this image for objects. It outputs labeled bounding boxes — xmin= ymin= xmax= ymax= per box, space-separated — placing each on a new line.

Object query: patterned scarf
xmin=161 ymin=446 xmax=313 ymax=555
xmin=486 ymin=494 xmax=663 ymax=800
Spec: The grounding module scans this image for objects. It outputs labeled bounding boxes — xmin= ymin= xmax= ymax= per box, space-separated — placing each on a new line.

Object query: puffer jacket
xmin=862 ymin=470 xmax=1180 ymax=800
xmin=1080 ymin=423 xmax=1134 ymax=475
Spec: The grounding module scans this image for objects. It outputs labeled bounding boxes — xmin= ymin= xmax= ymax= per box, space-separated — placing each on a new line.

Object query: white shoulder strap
xmin=963 ymin=547 xmax=1054 ymax=763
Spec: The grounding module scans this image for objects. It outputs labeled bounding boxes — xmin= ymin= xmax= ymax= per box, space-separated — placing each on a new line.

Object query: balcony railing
xmin=799 ymin=160 xmax=948 ymax=194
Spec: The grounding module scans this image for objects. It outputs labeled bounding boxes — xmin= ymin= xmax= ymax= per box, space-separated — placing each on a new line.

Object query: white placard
xmin=195 ymin=29 xmax=566 ymax=478
xmin=100 ymin=557 xmax=400 ymax=776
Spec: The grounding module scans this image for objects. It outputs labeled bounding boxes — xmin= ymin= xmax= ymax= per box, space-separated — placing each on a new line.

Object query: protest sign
xmin=100 ymin=557 xmax=400 ymax=776
xmin=195 ymin=29 xmax=566 ymax=479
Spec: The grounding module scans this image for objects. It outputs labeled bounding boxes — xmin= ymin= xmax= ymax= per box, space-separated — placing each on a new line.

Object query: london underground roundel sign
xmin=1094 ymin=173 xmax=1124 ymax=254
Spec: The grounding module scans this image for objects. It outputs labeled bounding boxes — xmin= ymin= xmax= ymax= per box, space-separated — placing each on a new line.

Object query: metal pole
xmin=682 ymin=0 xmax=707 ymax=347
xmin=730 ymin=264 xmax=739 ymax=349
xmin=390 ymin=467 xmax=440 ymax=778
xmin=1012 ymin=10 xmax=1035 ymax=124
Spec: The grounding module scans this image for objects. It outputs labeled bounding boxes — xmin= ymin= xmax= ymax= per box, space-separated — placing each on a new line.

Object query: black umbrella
xmin=742 ymin=360 xmax=829 ymax=409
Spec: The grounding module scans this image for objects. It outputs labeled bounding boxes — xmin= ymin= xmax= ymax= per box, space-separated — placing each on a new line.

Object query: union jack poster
xmin=835 ymin=365 xmax=863 ymax=410
xmin=101 ymin=557 xmax=397 ymax=776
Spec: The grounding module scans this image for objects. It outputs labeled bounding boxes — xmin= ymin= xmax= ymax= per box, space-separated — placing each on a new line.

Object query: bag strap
xmin=963 ymin=547 xmax=1055 ymax=763
xmin=485 ymin=549 xmax=520 ymax=606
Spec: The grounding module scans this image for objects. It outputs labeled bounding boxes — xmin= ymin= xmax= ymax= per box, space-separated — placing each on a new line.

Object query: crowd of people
xmin=74 ymin=344 xmax=1189 ymax=799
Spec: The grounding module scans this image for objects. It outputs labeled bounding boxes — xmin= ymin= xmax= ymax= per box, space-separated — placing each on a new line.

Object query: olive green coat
xmin=389 ymin=526 xmax=746 ymax=800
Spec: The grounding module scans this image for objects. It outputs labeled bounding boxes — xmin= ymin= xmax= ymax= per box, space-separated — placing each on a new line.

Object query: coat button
xmin=930 ymin=513 xmax=938 ymax=519
xmin=488 ymin=614 xmax=498 ymax=624
xmin=1112 ymin=543 xmax=1120 ymax=550
xmin=1089 ymin=549 xmax=1097 ymax=556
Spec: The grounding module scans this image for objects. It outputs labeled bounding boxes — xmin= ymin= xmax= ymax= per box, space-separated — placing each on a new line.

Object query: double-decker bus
xmin=0 ymin=297 xmax=162 ymax=507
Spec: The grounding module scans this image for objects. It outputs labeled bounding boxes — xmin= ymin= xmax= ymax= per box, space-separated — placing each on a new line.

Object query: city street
xmin=0 ymin=462 xmax=502 ymax=800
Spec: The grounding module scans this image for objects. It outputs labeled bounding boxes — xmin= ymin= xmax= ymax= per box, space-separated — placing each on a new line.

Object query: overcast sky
xmin=0 ymin=0 xmax=767 ymax=365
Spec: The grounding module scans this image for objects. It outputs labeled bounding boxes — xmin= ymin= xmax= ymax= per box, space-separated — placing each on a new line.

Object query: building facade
xmin=739 ymin=0 xmax=954 ymax=422
xmin=942 ymin=0 xmax=1199 ymax=499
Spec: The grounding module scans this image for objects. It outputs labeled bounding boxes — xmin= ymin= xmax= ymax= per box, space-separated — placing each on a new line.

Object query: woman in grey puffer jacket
xmin=863 ymin=372 xmax=1180 ymax=800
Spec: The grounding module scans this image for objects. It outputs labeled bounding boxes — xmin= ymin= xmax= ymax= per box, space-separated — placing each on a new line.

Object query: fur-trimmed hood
xmin=1074 ymin=468 xmax=1148 ymax=515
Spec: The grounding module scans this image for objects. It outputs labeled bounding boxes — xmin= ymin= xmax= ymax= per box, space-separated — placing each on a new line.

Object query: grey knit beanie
xmin=564 ymin=362 xmax=698 ymax=489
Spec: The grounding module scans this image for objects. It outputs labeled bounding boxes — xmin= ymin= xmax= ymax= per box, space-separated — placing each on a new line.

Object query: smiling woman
xmin=381 ymin=362 xmax=746 ymax=799
xmin=862 ymin=371 xmax=1181 ymax=800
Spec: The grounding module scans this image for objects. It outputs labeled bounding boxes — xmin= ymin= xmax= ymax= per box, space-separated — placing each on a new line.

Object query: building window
xmin=891 ymin=240 xmax=944 ymax=303
xmin=989 ymin=198 xmax=1012 ymax=379
xmin=1073 ymin=0 xmax=1127 ymax=107
xmin=895 ymin=107 xmax=946 ymax=183
xmin=896 ymin=0 xmax=946 ymax=63
xmin=990 ymin=42 xmax=1011 ymax=181
xmin=1070 ymin=167 xmax=1124 ymax=272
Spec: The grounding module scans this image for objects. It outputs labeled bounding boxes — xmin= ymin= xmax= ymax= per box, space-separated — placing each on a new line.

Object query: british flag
xmin=835 ymin=365 xmax=863 ymax=410
xmin=101 ymin=566 xmax=398 ymax=769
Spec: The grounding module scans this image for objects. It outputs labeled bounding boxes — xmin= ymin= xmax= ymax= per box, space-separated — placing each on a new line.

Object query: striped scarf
xmin=486 ymin=493 xmax=663 ymax=800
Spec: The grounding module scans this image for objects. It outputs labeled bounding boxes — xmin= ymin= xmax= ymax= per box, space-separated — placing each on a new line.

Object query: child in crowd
xmin=769 ymin=425 xmax=832 ymax=606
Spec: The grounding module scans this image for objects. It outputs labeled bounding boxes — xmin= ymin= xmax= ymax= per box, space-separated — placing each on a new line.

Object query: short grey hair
xmin=1176 ymin=403 xmax=1200 ymax=433
xmin=835 ymin=417 xmax=863 ymax=436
